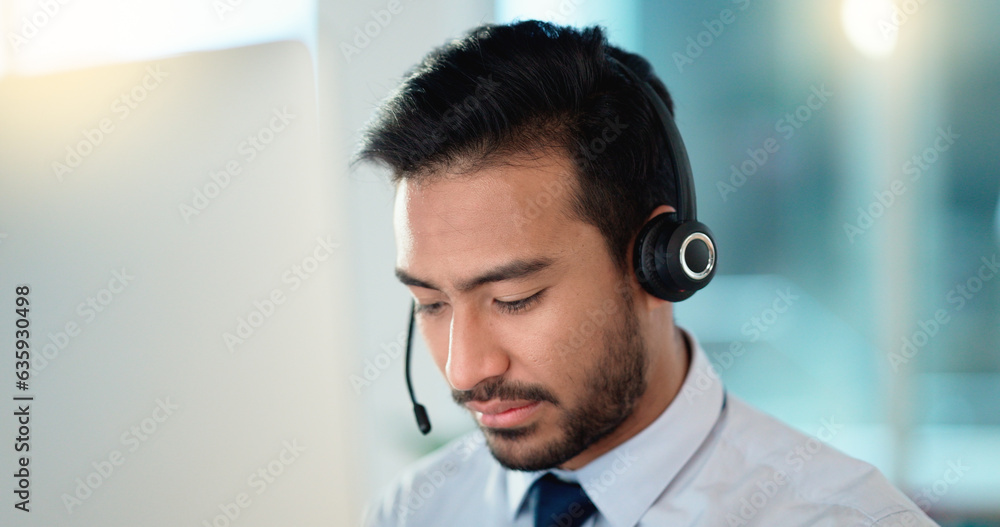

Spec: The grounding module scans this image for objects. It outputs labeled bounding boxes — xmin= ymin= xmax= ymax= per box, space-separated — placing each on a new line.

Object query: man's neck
xmin=556 ymin=327 xmax=692 ymax=470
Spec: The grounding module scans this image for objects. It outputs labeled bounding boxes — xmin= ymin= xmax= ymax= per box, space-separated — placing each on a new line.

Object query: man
xmin=356 ymin=19 xmax=936 ymax=527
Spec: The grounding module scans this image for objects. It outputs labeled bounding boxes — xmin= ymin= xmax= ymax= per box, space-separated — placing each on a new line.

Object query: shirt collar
xmin=505 ymin=328 xmax=725 ymax=527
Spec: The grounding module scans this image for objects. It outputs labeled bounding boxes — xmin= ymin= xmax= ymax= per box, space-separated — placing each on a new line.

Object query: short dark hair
xmin=355 ymin=20 xmax=678 ymax=275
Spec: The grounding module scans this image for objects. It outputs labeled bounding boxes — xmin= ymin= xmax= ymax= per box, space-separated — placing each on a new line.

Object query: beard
xmin=451 ymin=284 xmax=648 ymax=471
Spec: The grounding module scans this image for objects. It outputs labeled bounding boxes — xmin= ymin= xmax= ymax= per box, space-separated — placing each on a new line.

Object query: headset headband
xmin=604 ymin=54 xmax=697 ymax=222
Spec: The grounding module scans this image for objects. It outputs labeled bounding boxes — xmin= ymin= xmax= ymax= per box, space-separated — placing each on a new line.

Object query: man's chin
xmin=480 ymin=424 xmax=575 ymax=471
xmin=482 ymin=422 xmax=537 ymax=441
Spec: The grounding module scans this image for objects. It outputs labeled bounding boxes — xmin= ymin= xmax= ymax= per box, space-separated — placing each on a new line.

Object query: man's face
xmin=393 ymin=150 xmax=650 ymax=471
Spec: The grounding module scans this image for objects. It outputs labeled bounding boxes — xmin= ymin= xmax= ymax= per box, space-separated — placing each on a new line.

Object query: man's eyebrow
xmin=395 ymin=257 xmax=556 ymax=294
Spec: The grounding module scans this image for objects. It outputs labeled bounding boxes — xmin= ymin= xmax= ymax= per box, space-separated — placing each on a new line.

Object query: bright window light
xmin=841 ymin=0 xmax=899 ymax=59
xmin=1 ymin=0 xmax=315 ymax=77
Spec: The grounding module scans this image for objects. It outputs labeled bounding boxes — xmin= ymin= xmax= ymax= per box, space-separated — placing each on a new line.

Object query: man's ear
xmin=645 ymin=204 xmax=676 ymax=222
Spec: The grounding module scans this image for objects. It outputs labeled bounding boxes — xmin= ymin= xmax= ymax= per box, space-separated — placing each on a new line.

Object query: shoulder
xmin=362 ymin=430 xmax=501 ymax=527
xmin=691 ymin=395 xmax=938 ymax=526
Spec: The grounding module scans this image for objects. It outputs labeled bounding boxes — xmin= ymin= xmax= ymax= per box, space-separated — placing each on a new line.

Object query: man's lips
xmin=465 ymin=400 xmax=542 ymax=428
xmin=465 ymin=399 xmax=536 ymax=415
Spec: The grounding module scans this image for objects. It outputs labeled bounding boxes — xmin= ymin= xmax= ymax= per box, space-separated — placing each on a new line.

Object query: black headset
xmin=402 ymin=53 xmax=717 ymax=435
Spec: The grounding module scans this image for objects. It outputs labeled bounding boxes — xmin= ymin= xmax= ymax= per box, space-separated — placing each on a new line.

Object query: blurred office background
xmin=344 ymin=1 xmax=1000 ymax=526
xmin=0 ymin=1 xmax=997 ymax=526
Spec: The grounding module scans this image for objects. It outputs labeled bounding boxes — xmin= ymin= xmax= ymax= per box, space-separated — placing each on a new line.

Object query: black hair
xmin=355 ymin=19 xmax=678 ymax=275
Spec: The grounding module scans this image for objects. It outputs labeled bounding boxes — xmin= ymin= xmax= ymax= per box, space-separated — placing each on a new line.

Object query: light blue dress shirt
xmin=364 ymin=329 xmax=938 ymax=526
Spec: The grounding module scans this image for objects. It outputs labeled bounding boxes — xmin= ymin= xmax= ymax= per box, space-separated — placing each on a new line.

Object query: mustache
xmin=452 ymin=377 xmax=559 ymax=406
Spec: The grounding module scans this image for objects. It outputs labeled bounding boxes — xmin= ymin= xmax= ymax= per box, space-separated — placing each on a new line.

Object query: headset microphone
xmin=405 ymin=299 xmax=432 ymax=434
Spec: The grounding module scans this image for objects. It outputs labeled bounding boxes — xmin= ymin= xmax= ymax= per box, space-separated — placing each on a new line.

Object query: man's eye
xmin=415 ymin=302 xmax=446 ymax=316
xmin=495 ymin=289 xmax=546 ymax=314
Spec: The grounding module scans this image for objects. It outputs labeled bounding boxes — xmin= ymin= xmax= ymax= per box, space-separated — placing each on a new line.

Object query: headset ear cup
xmin=634 ymin=213 xmax=681 ymax=301
xmin=663 ymin=220 xmax=717 ymax=294
xmin=633 ymin=214 xmax=660 ymax=294
xmin=633 ymin=213 xmax=717 ymax=302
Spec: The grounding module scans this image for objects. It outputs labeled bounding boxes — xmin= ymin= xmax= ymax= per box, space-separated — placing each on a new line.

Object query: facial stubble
xmin=454 ymin=285 xmax=648 ymax=471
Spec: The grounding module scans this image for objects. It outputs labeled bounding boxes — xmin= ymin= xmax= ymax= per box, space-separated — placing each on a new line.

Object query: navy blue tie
xmin=533 ymin=473 xmax=598 ymax=527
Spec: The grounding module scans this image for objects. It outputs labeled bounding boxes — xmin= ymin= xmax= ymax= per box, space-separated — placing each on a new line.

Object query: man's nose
xmin=445 ymin=305 xmax=509 ymax=392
